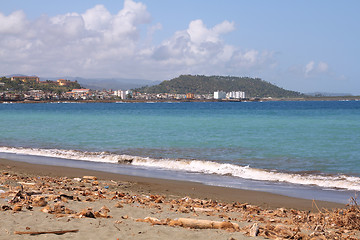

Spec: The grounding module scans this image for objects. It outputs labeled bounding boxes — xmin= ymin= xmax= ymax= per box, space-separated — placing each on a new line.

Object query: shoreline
xmin=1 ymin=95 xmax=360 ymax=104
xmin=0 ymin=148 xmax=356 ymax=204
xmin=0 ymin=158 xmax=344 ymax=211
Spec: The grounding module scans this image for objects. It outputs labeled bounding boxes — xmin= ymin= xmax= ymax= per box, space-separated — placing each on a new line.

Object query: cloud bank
xmin=0 ymin=0 xmax=276 ymax=80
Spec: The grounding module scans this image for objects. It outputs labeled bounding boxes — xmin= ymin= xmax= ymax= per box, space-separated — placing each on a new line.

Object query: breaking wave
xmin=1 ymin=146 xmax=360 ymax=191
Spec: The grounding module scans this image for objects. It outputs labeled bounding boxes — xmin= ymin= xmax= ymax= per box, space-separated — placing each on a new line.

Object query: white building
xmin=113 ymin=90 xmax=133 ymax=99
xmin=214 ymin=91 xmax=226 ymax=99
xmin=227 ymin=91 xmax=246 ymax=99
xmin=113 ymin=90 xmax=122 ymax=97
xmin=125 ymin=90 xmax=133 ymax=99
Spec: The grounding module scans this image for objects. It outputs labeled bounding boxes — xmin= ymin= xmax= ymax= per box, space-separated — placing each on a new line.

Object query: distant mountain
xmin=5 ymin=74 xmax=37 ymax=77
xmin=65 ymin=77 xmax=161 ymax=90
xmin=135 ymin=75 xmax=304 ymax=98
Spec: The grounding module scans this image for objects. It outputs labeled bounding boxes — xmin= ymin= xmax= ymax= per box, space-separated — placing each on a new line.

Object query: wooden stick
xmin=14 ymin=229 xmax=79 ymax=235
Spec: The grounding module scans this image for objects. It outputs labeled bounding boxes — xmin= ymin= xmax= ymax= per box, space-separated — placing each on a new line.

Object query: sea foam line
xmin=1 ymin=146 xmax=359 ymax=191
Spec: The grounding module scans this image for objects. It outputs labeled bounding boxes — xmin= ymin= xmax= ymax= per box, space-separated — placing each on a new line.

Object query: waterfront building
xmin=186 ymin=93 xmax=194 ymax=99
xmin=113 ymin=90 xmax=132 ymax=99
xmin=71 ymin=89 xmax=90 ymax=94
xmin=66 ymin=89 xmax=91 ymax=100
xmin=125 ymin=90 xmax=133 ymax=99
xmin=227 ymin=91 xmax=246 ymax=99
xmin=113 ymin=90 xmax=122 ymax=97
xmin=214 ymin=91 xmax=226 ymax=99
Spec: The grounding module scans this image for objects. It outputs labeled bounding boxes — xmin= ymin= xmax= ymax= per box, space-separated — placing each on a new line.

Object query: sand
xmin=1 ymin=158 xmax=359 ymax=240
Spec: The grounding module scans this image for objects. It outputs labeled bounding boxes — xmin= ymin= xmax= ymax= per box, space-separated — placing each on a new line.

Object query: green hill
xmin=0 ymin=77 xmax=82 ymax=93
xmin=135 ymin=75 xmax=303 ymax=98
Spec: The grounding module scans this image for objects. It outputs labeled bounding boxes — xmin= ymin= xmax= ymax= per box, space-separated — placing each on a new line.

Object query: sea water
xmin=0 ymin=101 xmax=359 ymax=203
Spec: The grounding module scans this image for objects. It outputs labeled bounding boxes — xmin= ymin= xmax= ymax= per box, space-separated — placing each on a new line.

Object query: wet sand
xmin=0 ymin=158 xmax=344 ymax=210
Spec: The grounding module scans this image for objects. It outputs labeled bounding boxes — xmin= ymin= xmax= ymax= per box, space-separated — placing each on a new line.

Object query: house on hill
xmin=11 ymin=76 xmax=40 ymax=83
xmin=57 ymin=79 xmax=72 ymax=86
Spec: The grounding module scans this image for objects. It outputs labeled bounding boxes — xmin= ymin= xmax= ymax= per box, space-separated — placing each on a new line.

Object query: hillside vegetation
xmin=135 ymin=75 xmax=303 ymax=98
xmin=0 ymin=77 xmax=82 ymax=93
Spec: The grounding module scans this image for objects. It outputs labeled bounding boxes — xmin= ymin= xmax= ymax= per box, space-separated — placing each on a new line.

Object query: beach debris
xmin=249 ymin=223 xmax=259 ymax=236
xmin=78 ymin=208 xmax=96 ymax=218
xmin=14 ymin=229 xmax=79 ymax=235
xmin=99 ymin=205 xmax=110 ymax=213
xmin=193 ymin=207 xmax=214 ymax=213
xmin=59 ymin=194 xmax=74 ymax=200
xmin=13 ymin=204 xmax=22 ymax=212
xmin=137 ymin=217 xmax=240 ymax=231
xmin=94 ymin=205 xmax=111 ymax=218
xmin=82 ymin=176 xmax=97 ymax=180
xmin=173 ymin=218 xmax=240 ymax=231
xmin=32 ymin=196 xmax=47 ymax=207
xmin=1 ymin=168 xmax=360 ymax=239
xmin=41 ymin=205 xmax=52 ymax=213
xmin=9 ymin=190 xmax=27 ymax=204
xmin=113 ymin=221 xmax=123 ymax=231
xmin=136 ymin=217 xmax=168 ymax=225
xmin=114 ymin=202 xmax=123 ymax=208
xmin=1 ymin=205 xmax=12 ymax=211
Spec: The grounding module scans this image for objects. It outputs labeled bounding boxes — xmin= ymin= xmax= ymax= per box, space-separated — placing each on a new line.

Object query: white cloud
xmin=187 ymin=19 xmax=234 ymax=44
xmin=150 ymin=19 xmax=235 ymax=63
xmin=0 ymin=10 xmax=27 ymax=34
xmin=304 ymin=61 xmax=329 ymax=77
xmin=305 ymin=61 xmax=315 ymax=76
xmin=317 ymin=61 xmax=328 ymax=72
xmin=149 ymin=19 xmax=274 ymax=77
xmin=82 ymin=5 xmax=112 ymax=31
xmin=0 ymin=0 xmax=274 ymax=80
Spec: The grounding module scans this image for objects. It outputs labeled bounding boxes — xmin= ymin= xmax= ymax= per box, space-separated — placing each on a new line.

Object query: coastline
xmin=0 ymin=158 xmax=344 ymax=210
xmin=1 ymin=95 xmax=359 ymax=104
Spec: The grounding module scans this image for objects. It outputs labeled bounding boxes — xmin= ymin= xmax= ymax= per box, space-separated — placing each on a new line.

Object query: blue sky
xmin=1 ymin=0 xmax=359 ymax=94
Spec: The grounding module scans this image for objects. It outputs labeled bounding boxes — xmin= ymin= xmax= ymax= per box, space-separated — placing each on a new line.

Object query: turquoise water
xmin=0 ymin=101 xmax=359 ymax=201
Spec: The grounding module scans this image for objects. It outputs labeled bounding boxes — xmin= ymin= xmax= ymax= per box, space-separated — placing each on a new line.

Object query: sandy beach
xmin=1 ymin=158 xmax=359 ymax=240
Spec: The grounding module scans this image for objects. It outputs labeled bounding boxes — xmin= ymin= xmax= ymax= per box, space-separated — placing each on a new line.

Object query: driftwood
xmin=174 ymin=218 xmax=240 ymax=230
xmin=137 ymin=217 xmax=240 ymax=231
xmin=14 ymin=229 xmax=79 ymax=235
xmin=82 ymin=176 xmax=97 ymax=180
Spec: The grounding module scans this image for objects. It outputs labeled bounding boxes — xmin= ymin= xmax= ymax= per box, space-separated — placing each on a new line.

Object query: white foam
xmin=0 ymin=146 xmax=140 ymax=164
xmin=1 ymin=146 xmax=360 ymax=191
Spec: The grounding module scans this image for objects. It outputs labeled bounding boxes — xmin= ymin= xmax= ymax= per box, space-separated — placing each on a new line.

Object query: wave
xmin=1 ymin=146 xmax=359 ymax=191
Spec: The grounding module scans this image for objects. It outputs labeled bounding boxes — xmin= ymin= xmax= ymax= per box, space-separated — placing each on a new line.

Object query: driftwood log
xmin=14 ymin=229 xmax=79 ymax=235
xmin=174 ymin=218 xmax=240 ymax=230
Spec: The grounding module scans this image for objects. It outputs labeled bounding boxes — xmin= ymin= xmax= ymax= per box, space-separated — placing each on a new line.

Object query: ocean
xmin=0 ymin=101 xmax=359 ymax=203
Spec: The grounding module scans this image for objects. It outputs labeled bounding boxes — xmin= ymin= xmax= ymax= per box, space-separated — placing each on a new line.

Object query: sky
xmin=0 ymin=0 xmax=359 ymax=94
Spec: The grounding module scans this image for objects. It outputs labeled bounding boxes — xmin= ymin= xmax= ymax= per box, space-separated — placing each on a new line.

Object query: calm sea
xmin=0 ymin=101 xmax=359 ymax=203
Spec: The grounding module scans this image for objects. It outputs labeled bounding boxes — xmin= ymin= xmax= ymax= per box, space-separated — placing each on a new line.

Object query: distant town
xmin=1 ymin=75 xmax=358 ymax=103
xmin=0 ymin=75 xmax=247 ymax=102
